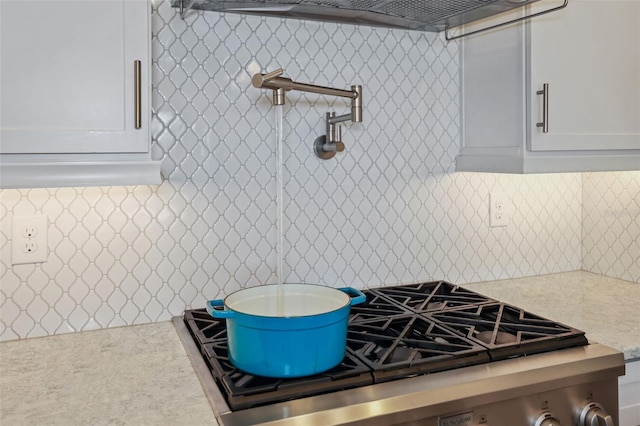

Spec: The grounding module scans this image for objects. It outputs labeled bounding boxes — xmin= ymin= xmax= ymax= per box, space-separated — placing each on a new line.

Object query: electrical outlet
xmin=490 ymin=193 xmax=509 ymax=227
xmin=23 ymin=225 xmax=38 ymax=238
xmin=23 ymin=241 xmax=38 ymax=253
xmin=12 ymin=215 xmax=49 ymax=265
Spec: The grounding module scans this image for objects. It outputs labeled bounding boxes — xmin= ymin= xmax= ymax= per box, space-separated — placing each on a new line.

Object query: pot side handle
xmin=206 ymin=299 xmax=234 ymax=319
xmin=338 ymin=287 xmax=366 ymax=306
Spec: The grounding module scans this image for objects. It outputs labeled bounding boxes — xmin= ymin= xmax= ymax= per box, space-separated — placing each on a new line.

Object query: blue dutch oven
xmin=206 ymin=284 xmax=366 ymax=378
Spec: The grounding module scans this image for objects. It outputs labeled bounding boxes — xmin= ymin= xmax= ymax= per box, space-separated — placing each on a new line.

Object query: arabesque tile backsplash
xmin=582 ymin=172 xmax=639 ymax=282
xmin=0 ymin=0 xmax=638 ymax=341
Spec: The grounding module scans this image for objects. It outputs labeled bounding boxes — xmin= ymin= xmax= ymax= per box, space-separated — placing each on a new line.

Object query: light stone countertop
xmin=1 ymin=271 xmax=638 ymax=426
xmin=464 ymin=271 xmax=640 ymax=361
xmin=0 ymin=322 xmax=216 ymax=426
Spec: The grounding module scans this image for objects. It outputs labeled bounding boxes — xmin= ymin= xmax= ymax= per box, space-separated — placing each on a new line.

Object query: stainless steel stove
xmin=173 ymin=281 xmax=625 ymax=425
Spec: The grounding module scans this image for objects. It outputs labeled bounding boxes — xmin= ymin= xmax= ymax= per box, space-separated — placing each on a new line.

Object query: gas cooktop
xmin=182 ymin=281 xmax=588 ymax=411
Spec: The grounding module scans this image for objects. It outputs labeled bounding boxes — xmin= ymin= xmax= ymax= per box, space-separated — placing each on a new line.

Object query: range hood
xmin=172 ymin=0 xmax=567 ymax=38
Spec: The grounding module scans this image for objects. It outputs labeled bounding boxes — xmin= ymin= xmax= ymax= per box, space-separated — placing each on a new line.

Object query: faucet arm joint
xmin=327 ymin=113 xmax=352 ymax=125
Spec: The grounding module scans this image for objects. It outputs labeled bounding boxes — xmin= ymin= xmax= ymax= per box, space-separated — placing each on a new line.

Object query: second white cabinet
xmin=457 ymin=0 xmax=640 ymax=173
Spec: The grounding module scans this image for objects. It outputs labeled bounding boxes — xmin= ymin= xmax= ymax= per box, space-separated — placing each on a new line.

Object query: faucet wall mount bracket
xmin=252 ymin=68 xmax=363 ymax=160
xmin=314 ymin=135 xmax=343 ymax=160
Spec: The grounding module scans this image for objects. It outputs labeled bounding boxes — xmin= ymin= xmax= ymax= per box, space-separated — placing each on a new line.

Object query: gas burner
xmin=428 ymin=303 xmax=588 ymax=360
xmin=371 ymin=281 xmax=495 ymax=313
xmin=347 ymin=315 xmax=489 ymax=382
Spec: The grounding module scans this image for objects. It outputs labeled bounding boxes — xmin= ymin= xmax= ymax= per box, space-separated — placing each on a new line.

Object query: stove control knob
xmin=533 ymin=411 xmax=562 ymax=426
xmin=578 ymin=402 xmax=614 ymax=426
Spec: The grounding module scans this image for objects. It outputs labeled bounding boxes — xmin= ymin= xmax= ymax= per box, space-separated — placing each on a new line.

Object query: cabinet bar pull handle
xmin=536 ymin=83 xmax=549 ymax=133
xmin=134 ymin=60 xmax=142 ymax=129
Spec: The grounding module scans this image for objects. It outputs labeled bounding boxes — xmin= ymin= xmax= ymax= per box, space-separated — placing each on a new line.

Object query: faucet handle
xmin=263 ymin=68 xmax=284 ymax=81
xmin=252 ymin=68 xmax=284 ymax=88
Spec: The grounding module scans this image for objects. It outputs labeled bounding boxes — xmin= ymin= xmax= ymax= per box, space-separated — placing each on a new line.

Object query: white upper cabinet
xmin=0 ymin=0 xmax=161 ymax=188
xmin=529 ymin=0 xmax=640 ymax=152
xmin=457 ymin=0 xmax=640 ymax=173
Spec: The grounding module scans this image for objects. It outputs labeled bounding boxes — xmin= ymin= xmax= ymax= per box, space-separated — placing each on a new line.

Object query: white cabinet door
xmin=458 ymin=0 xmax=640 ymax=173
xmin=0 ymin=0 xmax=150 ymax=154
xmin=528 ymin=0 xmax=640 ymax=152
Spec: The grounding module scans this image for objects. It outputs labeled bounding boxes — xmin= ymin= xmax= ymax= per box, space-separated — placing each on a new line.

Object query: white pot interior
xmin=224 ymin=284 xmax=350 ymax=317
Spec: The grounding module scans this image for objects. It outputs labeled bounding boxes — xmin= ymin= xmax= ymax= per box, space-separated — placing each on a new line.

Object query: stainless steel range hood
xmin=172 ymin=0 xmax=568 ymax=39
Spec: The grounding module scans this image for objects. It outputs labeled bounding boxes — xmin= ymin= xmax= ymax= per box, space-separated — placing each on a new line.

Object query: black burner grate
xmin=184 ymin=308 xmax=228 ymax=345
xmin=185 ymin=310 xmax=373 ymax=410
xmin=428 ymin=302 xmax=588 ymax=360
xmin=348 ymin=290 xmax=412 ymax=323
xmin=347 ymin=314 xmax=490 ymax=382
xmin=202 ymin=341 xmax=372 ymax=410
xmin=371 ymin=281 xmax=495 ymax=313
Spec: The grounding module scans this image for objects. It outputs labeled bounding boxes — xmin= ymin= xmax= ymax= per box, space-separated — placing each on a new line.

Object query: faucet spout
xmin=253 ymin=69 xmax=359 ymax=102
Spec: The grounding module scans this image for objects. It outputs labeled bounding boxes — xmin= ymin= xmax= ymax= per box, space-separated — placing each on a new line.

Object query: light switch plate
xmin=12 ymin=215 xmax=49 ymax=265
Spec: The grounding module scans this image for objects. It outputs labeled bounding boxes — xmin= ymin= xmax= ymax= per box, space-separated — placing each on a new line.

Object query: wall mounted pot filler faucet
xmin=252 ymin=68 xmax=363 ymax=160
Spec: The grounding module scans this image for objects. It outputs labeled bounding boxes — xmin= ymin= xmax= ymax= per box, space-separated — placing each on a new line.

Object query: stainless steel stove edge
xmin=173 ymin=316 xmax=231 ymax=416
xmin=172 ymin=317 xmax=625 ymax=426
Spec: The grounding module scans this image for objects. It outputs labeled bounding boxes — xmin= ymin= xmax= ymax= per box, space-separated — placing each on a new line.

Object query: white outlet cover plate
xmin=490 ymin=192 xmax=509 ymax=227
xmin=11 ymin=215 xmax=49 ymax=265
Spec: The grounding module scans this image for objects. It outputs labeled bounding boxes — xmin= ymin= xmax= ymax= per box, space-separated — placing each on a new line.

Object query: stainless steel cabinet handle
xmin=134 ymin=60 xmax=142 ymax=129
xmin=536 ymin=83 xmax=549 ymax=133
